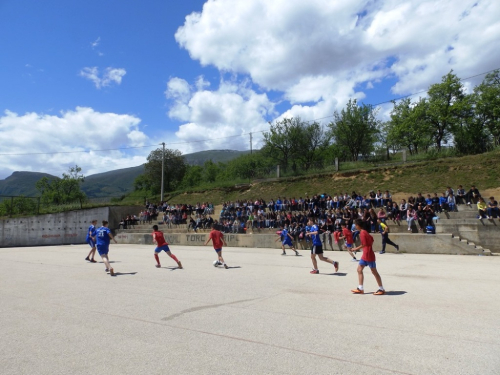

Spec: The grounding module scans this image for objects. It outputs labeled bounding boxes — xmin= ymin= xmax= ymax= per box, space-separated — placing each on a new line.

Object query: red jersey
xmin=359 ymin=229 xmax=375 ymax=262
xmin=209 ymin=230 xmax=224 ymax=249
xmin=342 ymin=227 xmax=353 ymax=245
xmin=152 ymin=230 xmax=168 ymax=247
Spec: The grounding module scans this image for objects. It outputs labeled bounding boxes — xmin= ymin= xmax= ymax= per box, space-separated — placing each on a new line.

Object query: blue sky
xmin=0 ymin=0 xmax=498 ymax=179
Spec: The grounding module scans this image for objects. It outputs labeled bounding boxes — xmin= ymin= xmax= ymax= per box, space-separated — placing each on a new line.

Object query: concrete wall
xmin=114 ymin=232 xmax=487 ymax=256
xmin=0 ymin=207 xmax=109 ymax=247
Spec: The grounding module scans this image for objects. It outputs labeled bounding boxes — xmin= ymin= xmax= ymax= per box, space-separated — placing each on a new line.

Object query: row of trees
xmin=137 ymin=70 xmax=500 ymax=195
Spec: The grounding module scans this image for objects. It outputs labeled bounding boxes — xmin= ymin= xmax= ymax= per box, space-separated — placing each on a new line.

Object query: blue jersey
xmin=96 ymin=226 xmax=111 ymax=246
xmin=86 ymin=225 xmax=96 ymax=241
xmin=309 ymin=224 xmax=322 ymax=246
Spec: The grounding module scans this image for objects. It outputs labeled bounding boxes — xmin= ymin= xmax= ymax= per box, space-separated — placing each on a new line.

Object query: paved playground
xmin=1 ymin=244 xmax=499 ymax=375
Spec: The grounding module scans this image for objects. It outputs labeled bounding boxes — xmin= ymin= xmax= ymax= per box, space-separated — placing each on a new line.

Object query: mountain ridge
xmin=0 ymin=149 xmax=249 ymax=198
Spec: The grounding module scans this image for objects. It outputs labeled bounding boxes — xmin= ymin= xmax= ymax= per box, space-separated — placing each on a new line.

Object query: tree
xmin=296 ymin=122 xmax=332 ymax=171
xmin=180 ymin=165 xmax=203 ymax=188
xmin=262 ymin=117 xmax=304 ymax=172
xmin=474 ymin=70 xmax=500 ymax=146
xmin=328 ymin=99 xmax=380 ymax=161
xmin=387 ymin=98 xmax=432 ymax=155
xmin=35 ymin=165 xmax=86 ymax=205
xmin=142 ymin=148 xmax=187 ymax=194
xmin=224 ymin=152 xmax=275 ymax=180
xmin=426 ymin=71 xmax=467 ymax=151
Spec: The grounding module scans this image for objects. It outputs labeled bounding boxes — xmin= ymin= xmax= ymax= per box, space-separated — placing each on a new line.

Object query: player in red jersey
xmin=350 ymin=219 xmax=385 ymax=295
xmin=152 ymin=225 xmax=182 ymax=269
xmin=204 ymin=223 xmax=228 ymax=269
xmin=339 ymin=222 xmax=357 ymax=262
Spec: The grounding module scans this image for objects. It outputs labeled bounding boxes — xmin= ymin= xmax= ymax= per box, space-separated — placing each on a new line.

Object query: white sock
xmin=379 ymin=286 xmax=385 ymax=291
xmin=358 ymin=285 xmax=364 ymax=290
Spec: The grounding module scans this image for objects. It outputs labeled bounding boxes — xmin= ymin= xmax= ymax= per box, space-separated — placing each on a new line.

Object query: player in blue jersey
xmin=276 ymin=225 xmax=299 ymax=256
xmin=85 ymin=220 xmax=98 ymax=263
xmin=96 ymin=220 xmax=118 ymax=276
xmin=306 ymin=218 xmax=339 ymax=274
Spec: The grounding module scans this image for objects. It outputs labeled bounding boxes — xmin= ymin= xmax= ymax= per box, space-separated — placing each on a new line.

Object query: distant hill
xmin=81 ymin=165 xmax=145 ymax=198
xmin=183 ymin=149 xmax=250 ymax=166
xmin=0 ymin=171 xmax=57 ymax=197
xmin=0 ymin=149 xmax=250 ymax=198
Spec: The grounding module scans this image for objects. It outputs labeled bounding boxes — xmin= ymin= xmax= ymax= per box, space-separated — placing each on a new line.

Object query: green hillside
xmin=0 ymin=171 xmax=56 ymax=197
xmin=183 ymin=149 xmax=250 ymax=166
xmin=166 ymin=150 xmax=500 ymax=204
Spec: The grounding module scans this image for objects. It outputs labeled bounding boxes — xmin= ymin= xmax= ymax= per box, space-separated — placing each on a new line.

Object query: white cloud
xmin=91 ymin=37 xmax=101 ymax=49
xmin=0 ymin=107 xmax=150 ymax=179
xmin=165 ymin=78 xmax=275 ymax=153
xmin=175 ymin=0 xmax=500 ymax=115
xmin=79 ymin=67 xmax=126 ymax=89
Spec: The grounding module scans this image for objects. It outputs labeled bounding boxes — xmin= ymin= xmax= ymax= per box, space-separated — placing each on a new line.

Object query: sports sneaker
xmin=224 ymin=264 xmax=229 ymax=269
xmin=155 ymin=264 xmax=161 ymax=268
xmin=294 ymin=250 xmax=299 ymax=256
xmin=379 ymin=250 xmax=386 ymax=254
xmin=105 ymin=268 xmax=109 ymax=272
xmin=281 ymin=252 xmax=286 ymax=256
xmin=310 ymin=269 xmax=319 ymax=274
xmin=351 ymin=288 xmax=364 ymax=294
xmin=109 ymin=268 xmax=115 ymax=276
xmin=85 ymin=257 xmax=90 ymax=261
xmin=334 ymin=261 xmax=339 ymax=272
xmin=374 ymin=289 xmax=385 ymax=295
xmin=90 ymin=259 xmax=97 ymax=263
xmin=396 ymin=245 xmax=400 ymax=252
xmin=178 ymin=262 xmax=183 ymax=269
xmin=351 ymin=258 xmax=358 ymax=262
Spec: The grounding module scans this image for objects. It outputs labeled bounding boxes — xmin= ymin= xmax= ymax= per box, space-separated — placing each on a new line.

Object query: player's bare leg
xmin=168 ymin=252 xmax=182 ymax=269
xmin=101 ymin=254 xmax=114 ymax=276
xmin=218 ymin=251 xmax=228 ymax=269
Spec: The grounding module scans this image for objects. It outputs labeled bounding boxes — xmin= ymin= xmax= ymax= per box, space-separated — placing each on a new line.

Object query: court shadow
xmin=384 ymin=291 xmax=407 ymax=296
xmin=324 ymin=272 xmax=347 ymax=276
xmin=113 ymin=272 xmax=137 ymax=276
xmin=226 ymin=266 xmax=242 ymax=269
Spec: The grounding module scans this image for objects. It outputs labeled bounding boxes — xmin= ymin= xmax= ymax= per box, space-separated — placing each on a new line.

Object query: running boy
xmin=95 ymin=220 xmax=117 ymax=276
xmin=152 ymin=225 xmax=182 ymax=269
xmin=276 ymin=225 xmax=299 ymax=256
xmin=204 ymin=223 xmax=229 ymax=269
xmin=377 ymin=218 xmax=399 ymax=254
xmin=307 ymin=218 xmax=339 ymax=274
xmin=351 ymin=219 xmax=385 ymax=295
xmin=85 ymin=219 xmax=98 ymax=263
xmin=339 ymin=222 xmax=357 ymax=261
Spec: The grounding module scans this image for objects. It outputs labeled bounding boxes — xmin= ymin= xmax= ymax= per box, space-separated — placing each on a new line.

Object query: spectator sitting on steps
xmin=487 ymin=197 xmax=499 ymax=219
xmin=466 ymin=185 xmax=481 ymax=206
xmin=477 ymin=197 xmax=487 ymax=219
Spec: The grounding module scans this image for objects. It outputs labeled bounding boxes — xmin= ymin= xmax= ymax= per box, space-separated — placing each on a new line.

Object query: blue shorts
xmin=214 ymin=248 xmax=222 ymax=253
xmin=96 ymin=244 xmax=109 ymax=256
xmin=87 ymin=238 xmax=95 ymax=248
xmin=359 ymin=259 xmax=376 ymax=268
xmin=282 ymin=239 xmax=293 ymax=247
xmin=345 ymin=243 xmax=353 ymax=249
xmin=155 ymin=245 xmax=171 ymax=253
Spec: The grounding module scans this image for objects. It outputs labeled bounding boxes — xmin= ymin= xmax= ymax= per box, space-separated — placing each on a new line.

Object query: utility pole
xmin=161 ymin=142 xmax=165 ymax=202
xmin=250 ymin=132 xmax=253 ymax=154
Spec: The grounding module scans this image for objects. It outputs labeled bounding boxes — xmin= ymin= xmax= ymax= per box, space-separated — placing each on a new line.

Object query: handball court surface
xmin=1 ymin=244 xmax=499 ymax=375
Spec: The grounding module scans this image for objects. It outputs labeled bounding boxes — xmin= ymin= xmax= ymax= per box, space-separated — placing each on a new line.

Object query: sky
xmin=0 ymin=0 xmax=499 ymax=179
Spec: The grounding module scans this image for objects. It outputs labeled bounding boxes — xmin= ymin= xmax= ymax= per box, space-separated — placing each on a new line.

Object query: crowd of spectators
xmin=117 ymin=186 xmax=499 ymax=236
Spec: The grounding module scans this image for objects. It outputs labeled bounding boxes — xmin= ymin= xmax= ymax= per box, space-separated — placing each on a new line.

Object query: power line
xmin=1 ymin=67 xmax=497 ymax=157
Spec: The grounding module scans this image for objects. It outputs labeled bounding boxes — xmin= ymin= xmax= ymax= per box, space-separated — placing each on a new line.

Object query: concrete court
xmin=0 ymin=245 xmax=499 ymax=375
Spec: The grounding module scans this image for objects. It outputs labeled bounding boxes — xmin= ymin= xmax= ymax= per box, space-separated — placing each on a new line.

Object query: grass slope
xmin=168 ymin=150 xmax=500 ymax=204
